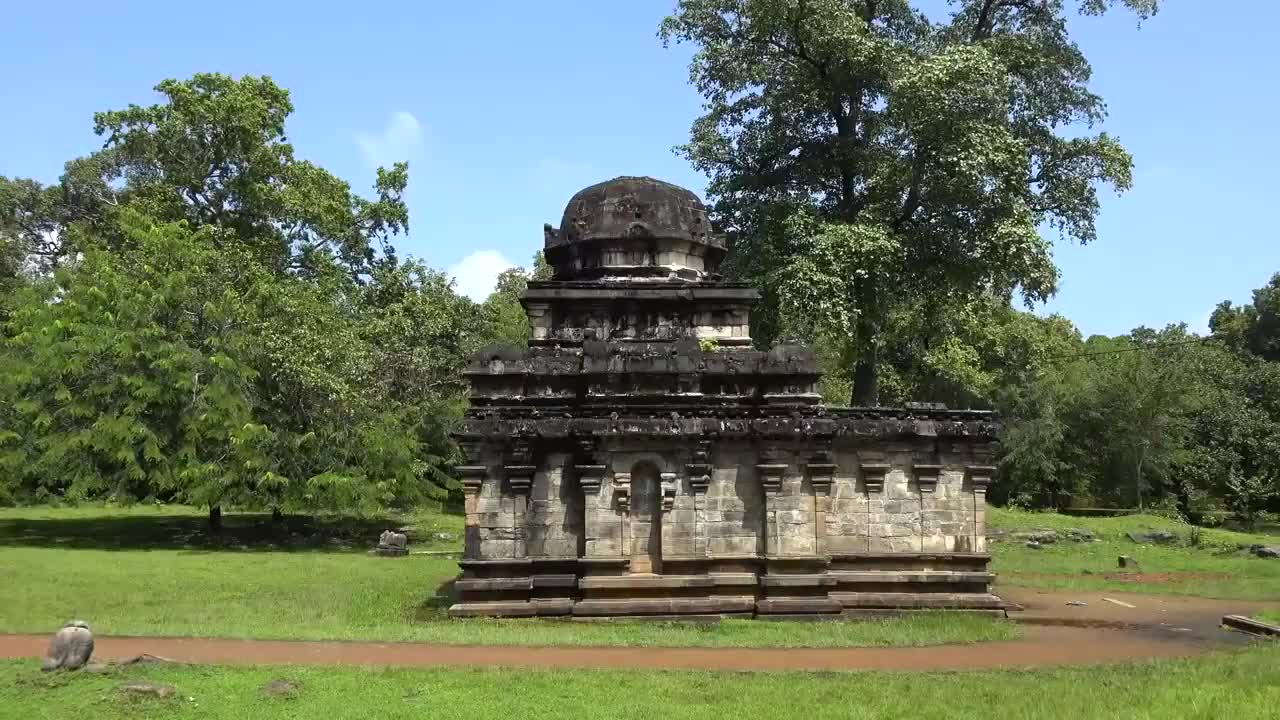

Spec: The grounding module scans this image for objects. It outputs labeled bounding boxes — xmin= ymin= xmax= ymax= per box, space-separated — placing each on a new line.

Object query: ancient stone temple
xmin=450 ymin=176 xmax=1004 ymax=619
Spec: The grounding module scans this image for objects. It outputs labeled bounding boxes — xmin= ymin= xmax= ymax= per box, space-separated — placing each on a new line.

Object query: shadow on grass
xmin=0 ymin=512 xmax=459 ymax=554
xmin=412 ymin=577 xmax=459 ymax=621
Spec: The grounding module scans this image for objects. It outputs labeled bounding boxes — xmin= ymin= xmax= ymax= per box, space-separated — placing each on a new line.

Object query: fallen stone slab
xmin=1013 ymin=531 xmax=1058 ymax=544
xmin=1249 ymin=545 xmax=1280 ymax=559
xmin=1125 ymin=531 xmax=1177 ymax=545
xmin=119 ymin=681 xmax=177 ymax=699
xmin=261 ymin=679 xmax=301 ymax=697
xmin=1222 ymin=615 xmax=1280 ymax=637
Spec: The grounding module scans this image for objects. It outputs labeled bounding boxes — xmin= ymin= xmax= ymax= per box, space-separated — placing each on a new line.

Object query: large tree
xmin=6 ymin=74 xmax=409 ymax=277
xmin=1 ymin=74 xmax=485 ymax=518
xmin=662 ymin=0 xmax=1156 ymax=404
xmin=1210 ymin=272 xmax=1280 ymax=363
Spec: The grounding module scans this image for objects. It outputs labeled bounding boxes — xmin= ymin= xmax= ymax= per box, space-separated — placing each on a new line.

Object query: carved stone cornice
xmin=756 ymin=464 xmax=787 ymax=496
xmin=504 ymin=466 xmax=535 ymax=496
xmin=614 ymin=471 xmax=632 ymax=511
xmin=966 ymin=465 xmax=996 ymax=492
xmin=456 ymin=465 xmax=488 ymax=497
xmin=914 ymin=464 xmax=943 ymax=493
xmin=685 ymin=439 xmax=713 ymax=494
xmin=576 ymin=464 xmax=607 ymax=495
xmin=660 ymin=472 xmax=678 ymax=511
xmin=805 ymin=449 xmax=836 ymax=496
xmin=860 ymin=463 xmax=890 ymax=494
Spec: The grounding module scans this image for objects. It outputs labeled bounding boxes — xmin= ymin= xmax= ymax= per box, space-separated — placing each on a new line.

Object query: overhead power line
xmin=1042 ymin=336 xmax=1215 ymax=362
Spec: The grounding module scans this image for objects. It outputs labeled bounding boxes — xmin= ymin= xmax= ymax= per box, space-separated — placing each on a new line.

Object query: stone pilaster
xmin=503 ymin=438 xmax=535 ymax=558
xmin=756 ymin=455 xmax=788 ymax=557
xmin=806 ymin=453 xmax=836 ymax=556
xmin=967 ymin=464 xmax=995 ymax=552
xmin=457 ymin=463 xmax=488 ymax=560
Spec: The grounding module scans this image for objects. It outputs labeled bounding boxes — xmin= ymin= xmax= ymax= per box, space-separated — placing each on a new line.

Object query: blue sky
xmin=3 ymin=1 xmax=1277 ymax=337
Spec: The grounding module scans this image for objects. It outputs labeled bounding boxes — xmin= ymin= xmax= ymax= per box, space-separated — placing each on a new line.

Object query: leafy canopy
xmin=662 ymin=0 xmax=1154 ymax=403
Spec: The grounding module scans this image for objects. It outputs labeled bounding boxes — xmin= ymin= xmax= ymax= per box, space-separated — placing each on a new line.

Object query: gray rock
xmin=41 ymin=621 xmax=93 ymax=672
xmin=1126 ymin=531 xmax=1177 ymax=545
xmin=1025 ymin=541 xmax=1043 ymax=550
xmin=1065 ymin=528 xmax=1095 ymax=542
xmin=119 ymin=681 xmax=177 ymax=699
xmin=372 ymin=530 xmax=409 ymax=557
xmin=1250 ymin=545 xmax=1280 ymax=559
xmin=431 ymin=532 xmax=456 ymax=542
xmin=1118 ymin=555 xmax=1137 ymax=569
xmin=1013 ymin=530 xmax=1058 ymax=544
xmin=261 ymin=679 xmax=300 ymax=697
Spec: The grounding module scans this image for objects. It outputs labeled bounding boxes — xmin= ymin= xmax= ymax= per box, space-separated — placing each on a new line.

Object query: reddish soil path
xmin=0 ymin=627 xmax=1210 ymax=672
xmin=1 ymin=589 xmax=1268 ymax=672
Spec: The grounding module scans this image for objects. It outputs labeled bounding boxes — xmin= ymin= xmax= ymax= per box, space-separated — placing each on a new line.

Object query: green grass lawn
xmin=0 ymin=505 xmax=1015 ymax=648
xmin=989 ymin=508 xmax=1280 ymax=600
xmin=4 ymin=645 xmax=1280 ymax=720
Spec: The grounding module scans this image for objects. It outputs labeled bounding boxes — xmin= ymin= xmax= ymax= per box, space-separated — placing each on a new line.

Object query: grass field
xmin=0 ymin=505 xmax=1015 ymax=648
xmin=4 ymin=645 xmax=1280 ymax=720
xmin=988 ymin=507 xmax=1280 ymax=600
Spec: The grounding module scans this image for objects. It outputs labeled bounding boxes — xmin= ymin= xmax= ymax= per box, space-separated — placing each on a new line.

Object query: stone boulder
xmin=1065 ymin=528 xmax=1096 ymax=542
xmin=372 ymin=530 xmax=409 ymax=557
xmin=1013 ymin=530 xmax=1058 ymax=544
xmin=1125 ymin=530 xmax=1177 ymax=545
xmin=1250 ymin=545 xmax=1280 ymax=559
xmin=41 ymin=621 xmax=94 ymax=672
xmin=119 ymin=681 xmax=177 ymax=699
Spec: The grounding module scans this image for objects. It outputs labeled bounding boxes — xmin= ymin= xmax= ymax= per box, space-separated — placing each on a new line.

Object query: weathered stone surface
xmin=1127 ymin=531 xmax=1177 ymax=545
xmin=41 ymin=621 xmax=94 ymax=672
xmin=119 ymin=681 xmax=177 ymax=699
xmin=448 ymin=177 xmax=1001 ymax=619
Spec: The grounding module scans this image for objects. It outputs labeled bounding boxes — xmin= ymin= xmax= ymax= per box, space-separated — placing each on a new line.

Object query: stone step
xmin=448 ymin=599 xmax=573 ymax=618
xmin=827 ymin=571 xmax=994 ymax=584
xmin=573 ymin=596 xmax=757 ymax=617
xmin=829 ymin=592 xmax=1007 ymax=610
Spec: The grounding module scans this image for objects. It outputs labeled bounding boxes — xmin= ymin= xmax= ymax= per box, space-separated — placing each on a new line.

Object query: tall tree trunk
xmin=1135 ymin=446 xmax=1146 ymax=513
xmin=852 ymin=343 xmax=879 ymax=406
xmin=850 ymin=279 xmax=880 ymax=406
xmin=208 ymin=505 xmax=222 ymax=532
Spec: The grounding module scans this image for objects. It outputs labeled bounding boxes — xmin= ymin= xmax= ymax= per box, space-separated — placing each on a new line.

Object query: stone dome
xmin=543 ymin=176 xmax=726 ymax=281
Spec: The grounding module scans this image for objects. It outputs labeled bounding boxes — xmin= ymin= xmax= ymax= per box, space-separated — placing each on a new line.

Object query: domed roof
xmin=548 ymin=176 xmax=724 ymax=251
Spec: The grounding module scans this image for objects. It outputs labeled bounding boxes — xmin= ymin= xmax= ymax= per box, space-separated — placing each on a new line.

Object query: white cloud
xmin=355 ymin=111 xmax=425 ymax=169
xmin=1192 ymin=308 xmax=1215 ymax=336
xmin=448 ymin=250 xmax=517 ymax=301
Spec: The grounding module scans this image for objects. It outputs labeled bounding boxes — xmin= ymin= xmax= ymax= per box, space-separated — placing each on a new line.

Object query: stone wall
xmin=462 ymin=441 xmax=989 ymax=563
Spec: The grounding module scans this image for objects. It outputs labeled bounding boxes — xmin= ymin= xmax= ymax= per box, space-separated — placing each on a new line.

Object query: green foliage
xmin=0 ymin=73 xmax=497 ymax=515
xmin=1211 ymin=272 xmax=1280 ymax=362
xmin=7 ymin=644 xmax=1280 ymax=720
xmin=993 ymin=316 xmax=1280 ymax=522
xmin=662 ymin=0 xmax=1151 ymax=404
xmin=13 ymin=73 xmax=409 ymax=277
xmin=0 ymin=213 xmax=440 ymax=512
xmin=477 ymin=251 xmax=551 ymax=347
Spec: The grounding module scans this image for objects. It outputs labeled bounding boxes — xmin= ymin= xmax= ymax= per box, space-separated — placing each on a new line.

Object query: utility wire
xmin=1042 ymin=336 xmax=1215 ymax=362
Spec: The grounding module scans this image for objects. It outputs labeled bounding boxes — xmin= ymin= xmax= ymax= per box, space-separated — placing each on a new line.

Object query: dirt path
xmin=0 ymin=589 xmax=1267 ymax=673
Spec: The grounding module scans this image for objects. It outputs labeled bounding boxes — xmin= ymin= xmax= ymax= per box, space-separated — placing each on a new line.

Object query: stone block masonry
xmin=447 ymin=177 xmax=1004 ymax=618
